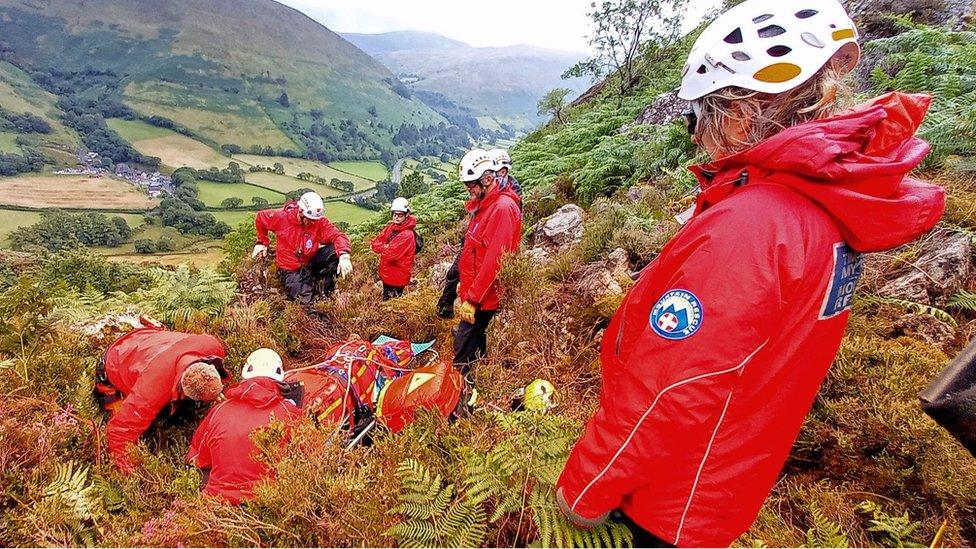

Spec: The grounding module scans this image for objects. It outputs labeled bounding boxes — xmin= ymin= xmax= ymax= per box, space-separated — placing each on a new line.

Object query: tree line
xmin=9 ymin=210 xmax=132 ymax=252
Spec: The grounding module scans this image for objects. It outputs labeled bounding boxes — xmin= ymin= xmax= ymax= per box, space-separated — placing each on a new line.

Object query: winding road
xmin=391 ymin=158 xmax=405 ymax=185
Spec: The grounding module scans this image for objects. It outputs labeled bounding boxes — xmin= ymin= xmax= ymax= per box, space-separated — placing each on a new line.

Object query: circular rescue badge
xmin=649 ymin=289 xmax=703 ymax=340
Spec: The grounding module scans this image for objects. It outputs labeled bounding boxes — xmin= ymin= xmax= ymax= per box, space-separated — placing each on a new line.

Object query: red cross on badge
xmin=657 ymin=312 xmax=679 ymax=331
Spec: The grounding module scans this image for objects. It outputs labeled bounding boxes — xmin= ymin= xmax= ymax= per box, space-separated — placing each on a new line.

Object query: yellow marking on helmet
xmin=407 ymin=373 xmax=436 ymax=394
xmin=754 ymin=62 xmax=802 ymax=83
xmin=832 ymin=29 xmax=855 ymax=41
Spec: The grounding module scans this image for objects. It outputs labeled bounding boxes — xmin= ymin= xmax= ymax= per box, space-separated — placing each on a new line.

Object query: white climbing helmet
xmin=488 ymin=148 xmax=512 ymax=170
xmin=297 ymin=191 xmax=325 ymax=220
xmin=458 ymin=149 xmax=496 ymax=183
xmin=241 ymin=348 xmax=284 ymax=382
xmin=391 ymin=197 xmax=410 ymax=213
xmin=677 ymin=0 xmax=860 ymax=101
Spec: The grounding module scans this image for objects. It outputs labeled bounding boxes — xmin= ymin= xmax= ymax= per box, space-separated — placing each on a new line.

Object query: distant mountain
xmin=0 ymin=0 xmax=446 ymax=158
xmin=342 ymin=31 xmax=590 ymax=132
xmin=343 ymin=31 xmax=469 ymax=55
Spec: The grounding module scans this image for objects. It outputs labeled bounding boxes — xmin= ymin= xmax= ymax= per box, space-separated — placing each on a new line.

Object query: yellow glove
xmin=457 ymin=301 xmax=477 ymax=324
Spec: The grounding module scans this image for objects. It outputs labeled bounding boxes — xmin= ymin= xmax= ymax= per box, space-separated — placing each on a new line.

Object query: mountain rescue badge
xmin=650 ymin=289 xmax=703 ymax=340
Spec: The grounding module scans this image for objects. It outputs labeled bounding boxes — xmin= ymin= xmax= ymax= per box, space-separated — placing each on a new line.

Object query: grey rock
xmin=892 ymin=313 xmax=956 ymax=350
xmin=534 ymin=204 xmax=585 ymax=248
xmin=576 ymin=248 xmax=633 ymax=298
xmin=879 ymin=231 xmax=973 ymax=305
xmin=629 ymin=89 xmax=686 ymax=129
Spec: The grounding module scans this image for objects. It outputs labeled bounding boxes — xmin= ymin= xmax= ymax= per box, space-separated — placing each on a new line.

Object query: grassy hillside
xmin=0 ymin=0 xmax=446 ymax=157
xmin=0 ymin=61 xmax=77 ymax=153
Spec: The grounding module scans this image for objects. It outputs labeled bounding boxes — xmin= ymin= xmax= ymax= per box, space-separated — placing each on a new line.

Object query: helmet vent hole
xmin=801 ymin=32 xmax=825 ymax=48
xmin=723 ymin=28 xmax=743 ymax=44
xmin=696 ymin=64 xmax=708 ymax=74
xmin=752 ymin=14 xmax=773 ymax=24
xmin=767 ymin=45 xmax=792 ymax=57
xmin=758 ymin=24 xmax=786 ymax=38
xmin=681 ymin=63 xmax=690 ymax=76
xmin=731 ymin=51 xmax=751 ymax=61
xmin=795 ymin=9 xmax=818 ymax=19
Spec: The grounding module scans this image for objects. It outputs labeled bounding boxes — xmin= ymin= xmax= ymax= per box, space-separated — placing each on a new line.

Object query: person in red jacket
xmin=436 ymin=150 xmax=522 ymax=320
xmin=252 ymin=191 xmax=353 ymax=308
xmin=370 ymin=197 xmax=418 ymax=300
xmin=453 ymin=149 xmax=522 ymax=374
xmin=188 ymin=348 xmax=303 ymax=505
xmin=555 ymin=1 xmax=945 ymax=547
xmin=95 ymin=326 xmax=229 ymax=472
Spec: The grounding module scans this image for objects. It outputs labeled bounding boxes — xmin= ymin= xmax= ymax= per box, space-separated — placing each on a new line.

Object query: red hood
xmin=691 ymin=92 xmax=945 ymax=253
xmin=465 ymin=183 xmax=504 ymax=213
xmin=225 ymin=377 xmax=287 ymax=409
xmin=391 ymin=215 xmax=417 ymax=231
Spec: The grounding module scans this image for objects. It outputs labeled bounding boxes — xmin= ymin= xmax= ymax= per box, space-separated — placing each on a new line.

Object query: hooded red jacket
xmin=370 ymin=215 xmax=418 ymax=287
xmin=104 ymin=327 xmax=227 ymax=471
xmin=187 ymin=377 xmax=303 ymax=505
xmin=458 ymin=184 xmax=522 ymax=311
xmin=556 ymin=93 xmax=945 ymax=547
xmin=255 ymin=202 xmax=352 ymax=272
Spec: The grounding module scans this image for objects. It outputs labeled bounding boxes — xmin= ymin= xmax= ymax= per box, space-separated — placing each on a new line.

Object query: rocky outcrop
xmin=529 ymin=204 xmax=586 ymax=261
xmin=879 ymin=231 xmax=973 ymax=306
xmin=627 ymin=90 xmax=686 ymax=131
xmin=891 ymin=313 xmax=957 ymax=350
xmin=575 ymin=248 xmax=633 ymax=298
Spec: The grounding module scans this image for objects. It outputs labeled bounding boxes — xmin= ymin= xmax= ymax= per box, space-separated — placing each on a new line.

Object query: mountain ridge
xmin=342 ymin=30 xmax=590 ymax=131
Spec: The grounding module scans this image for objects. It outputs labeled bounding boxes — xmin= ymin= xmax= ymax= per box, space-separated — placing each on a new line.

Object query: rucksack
xmin=387 ymin=228 xmax=424 ymax=254
xmin=413 ymin=230 xmax=424 ymax=254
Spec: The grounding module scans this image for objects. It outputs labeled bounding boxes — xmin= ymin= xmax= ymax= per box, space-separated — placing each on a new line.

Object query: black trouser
xmin=278 ymin=244 xmax=339 ymax=307
xmin=382 ymin=283 xmax=405 ymax=301
xmin=452 ymin=309 xmax=496 ymax=374
xmin=437 ymin=244 xmax=463 ymax=314
xmin=612 ymin=511 xmax=675 ymax=548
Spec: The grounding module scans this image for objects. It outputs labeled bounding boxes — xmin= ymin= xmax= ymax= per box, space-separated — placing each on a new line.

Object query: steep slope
xmin=343 ymin=31 xmax=590 ymax=131
xmin=0 ymin=0 xmax=445 ymax=151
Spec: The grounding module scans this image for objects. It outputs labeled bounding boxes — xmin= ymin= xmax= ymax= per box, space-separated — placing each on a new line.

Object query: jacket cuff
xmin=556 ymin=487 xmax=608 ymax=529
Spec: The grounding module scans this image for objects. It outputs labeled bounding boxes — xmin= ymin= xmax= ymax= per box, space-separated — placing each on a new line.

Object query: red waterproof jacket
xmin=370 ymin=215 xmax=418 ymax=287
xmin=556 ymin=93 xmax=945 ymax=547
xmin=458 ymin=184 xmax=522 ymax=311
xmin=255 ymin=202 xmax=352 ymax=272
xmin=187 ymin=377 xmax=302 ymax=505
xmin=104 ymin=327 xmax=227 ymax=471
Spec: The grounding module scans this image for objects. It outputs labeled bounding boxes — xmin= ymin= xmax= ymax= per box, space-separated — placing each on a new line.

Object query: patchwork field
xmin=210 ymin=210 xmax=256 ymax=230
xmin=195 ymin=181 xmax=284 ymax=208
xmin=0 ymin=175 xmax=158 ymax=209
xmin=234 ymin=155 xmax=378 ymax=191
xmin=106 ymin=119 xmax=230 ymax=170
xmin=330 ymin=161 xmax=389 ymax=181
xmin=211 ymin=201 xmax=376 ymax=228
xmin=245 ymin=171 xmax=344 ymax=197
xmin=320 ymin=200 xmax=379 ymax=226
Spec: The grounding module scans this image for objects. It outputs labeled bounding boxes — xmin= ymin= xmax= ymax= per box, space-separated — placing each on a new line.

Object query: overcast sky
xmin=277 ymin=0 xmax=595 ymax=53
xmin=277 ymin=0 xmax=720 ymax=54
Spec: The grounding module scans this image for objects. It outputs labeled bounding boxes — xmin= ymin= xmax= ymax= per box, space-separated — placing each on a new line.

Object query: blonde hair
xmin=697 ymin=65 xmax=853 ymax=158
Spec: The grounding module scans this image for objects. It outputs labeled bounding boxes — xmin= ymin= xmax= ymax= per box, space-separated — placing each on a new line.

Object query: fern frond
xmin=949 ymin=290 xmax=976 ymax=311
xmin=806 ymin=505 xmax=850 ymax=548
xmin=44 ymin=461 xmax=95 ymax=522
xmin=864 ymin=295 xmax=958 ymax=326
